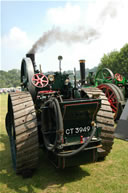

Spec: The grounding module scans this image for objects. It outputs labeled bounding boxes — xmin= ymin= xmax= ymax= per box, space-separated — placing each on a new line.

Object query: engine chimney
xmin=79 ymin=59 xmax=86 ymax=85
xmin=26 ymin=53 xmax=36 ymax=71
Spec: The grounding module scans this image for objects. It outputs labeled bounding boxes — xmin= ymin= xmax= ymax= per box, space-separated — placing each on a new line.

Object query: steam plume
xmin=28 ymin=1 xmax=119 ymax=54
xmin=28 ymin=27 xmax=100 ymax=54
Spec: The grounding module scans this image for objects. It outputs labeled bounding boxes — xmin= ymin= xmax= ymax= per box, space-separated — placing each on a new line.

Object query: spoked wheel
xmin=115 ymin=73 xmax=123 ymax=82
xmin=98 ymin=83 xmax=123 ymax=120
xmin=95 ymin=68 xmax=114 ymax=85
xmin=6 ymin=92 xmax=39 ymax=177
xmin=32 ymin=73 xmax=49 ymax=88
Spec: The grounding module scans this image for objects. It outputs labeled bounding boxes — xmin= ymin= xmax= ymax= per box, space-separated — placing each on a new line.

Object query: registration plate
xmin=65 ymin=126 xmax=91 ymax=135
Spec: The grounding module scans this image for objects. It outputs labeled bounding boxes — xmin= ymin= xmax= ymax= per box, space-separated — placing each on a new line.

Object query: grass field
xmin=0 ymin=94 xmax=128 ymax=193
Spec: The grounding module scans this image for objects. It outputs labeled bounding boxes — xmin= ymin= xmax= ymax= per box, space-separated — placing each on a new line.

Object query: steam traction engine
xmin=88 ymin=68 xmax=128 ymax=120
xmin=6 ymin=54 xmax=115 ymax=176
xmin=94 ymin=68 xmax=128 ymax=140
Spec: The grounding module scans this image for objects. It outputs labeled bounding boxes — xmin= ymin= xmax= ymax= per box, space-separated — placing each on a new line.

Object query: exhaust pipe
xmin=79 ymin=60 xmax=85 ymax=85
xmin=26 ymin=53 xmax=36 ymax=72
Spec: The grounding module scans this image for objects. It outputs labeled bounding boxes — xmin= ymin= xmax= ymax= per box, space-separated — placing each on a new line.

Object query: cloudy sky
xmin=1 ymin=0 xmax=128 ymax=72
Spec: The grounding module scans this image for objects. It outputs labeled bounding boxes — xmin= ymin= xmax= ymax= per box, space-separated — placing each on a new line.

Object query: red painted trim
xmin=38 ymin=90 xmax=56 ymax=94
xmin=64 ymin=101 xmax=99 ymax=107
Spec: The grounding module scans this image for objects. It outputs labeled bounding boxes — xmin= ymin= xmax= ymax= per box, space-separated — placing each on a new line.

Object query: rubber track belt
xmin=81 ymin=87 xmax=115 ymax=158
xmin=8 ymin=92 xmax=39 ymax=174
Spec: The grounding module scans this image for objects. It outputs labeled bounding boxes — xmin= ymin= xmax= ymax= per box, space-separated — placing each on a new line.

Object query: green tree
xmin=0 ymin=69 xmax=20 ymax=88
xmin=97 ymin=43 xmax=128 ymax=79
xmin=117 ymin=44 xmax=128 ymax=78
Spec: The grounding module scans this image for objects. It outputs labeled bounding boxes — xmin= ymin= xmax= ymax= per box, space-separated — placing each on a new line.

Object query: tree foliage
xmin=0 ymin=69 xmax=20 ymax=88
xmin=97 ymin=43 xmax=128 ymax=78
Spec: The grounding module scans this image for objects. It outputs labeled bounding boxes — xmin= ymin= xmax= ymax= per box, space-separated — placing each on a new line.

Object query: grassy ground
xmin=0 ymin=94 xmax=128 ymax=193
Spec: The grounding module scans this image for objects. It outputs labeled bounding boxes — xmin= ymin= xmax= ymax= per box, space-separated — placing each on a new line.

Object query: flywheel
xmin=21 ymin=57 xmax=36 ymax=100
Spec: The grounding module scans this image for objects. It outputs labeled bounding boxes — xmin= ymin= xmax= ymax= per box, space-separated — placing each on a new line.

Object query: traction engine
xmin=86 ymin=68 xmax=128 ymax=120
xmin=85 ymin=67 xmax=128 ymax=141
xmin=5 ymin=54 xmax=115 ymax=176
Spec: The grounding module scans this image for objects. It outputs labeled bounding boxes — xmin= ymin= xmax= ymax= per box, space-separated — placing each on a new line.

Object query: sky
xmin=1 ymin=0 xmax=128 ymax=72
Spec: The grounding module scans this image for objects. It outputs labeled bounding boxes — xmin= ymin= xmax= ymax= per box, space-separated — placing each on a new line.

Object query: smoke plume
xmin=28 ymin=1 xmax=120 ymax=54
xmin=28 ymin=27 xmax=100 ymax=54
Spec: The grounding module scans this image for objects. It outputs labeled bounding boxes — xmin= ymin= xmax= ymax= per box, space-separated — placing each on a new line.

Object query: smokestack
xmin=79 ymin=60 xmax=86 ymax=85
xmin=58 ymin=55 xmax=63 ymax=73
xmin=26 ymin=53 xmax=36 ymax=71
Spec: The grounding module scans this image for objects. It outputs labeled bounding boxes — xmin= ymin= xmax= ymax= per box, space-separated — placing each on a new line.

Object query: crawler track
xmin=81 ymin=87 xmax=115 ymax=158
xmin=6 ymin=92 xmax=39 ymax=175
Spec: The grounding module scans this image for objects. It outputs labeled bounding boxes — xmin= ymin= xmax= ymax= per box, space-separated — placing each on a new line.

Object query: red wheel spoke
xmin=106 ymin=88 xmax=110 ymax=97
xmin=41 ymin=75 xmax=45 ymax=80
xmin=107 ymin=90 xmax=111 ymax=98
xmin=111 ymin=103 xmax=117 ymax=110
xmin=105 ymin=88 xmax=109 ymax=96
xmin=32 ymin=78 xmax=38 ymax=81
xmin=112 ymin=108 xmax=116 ymax=113
xmin=35 ymin=82 xmax=39 ymax=86
xmin=42 ymin=80 xmax=48 ymax=83
xmin=40 ymin=82 xmax=44 ymax=87
xmin=108 ymin=92 xmax=114 ymax=99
